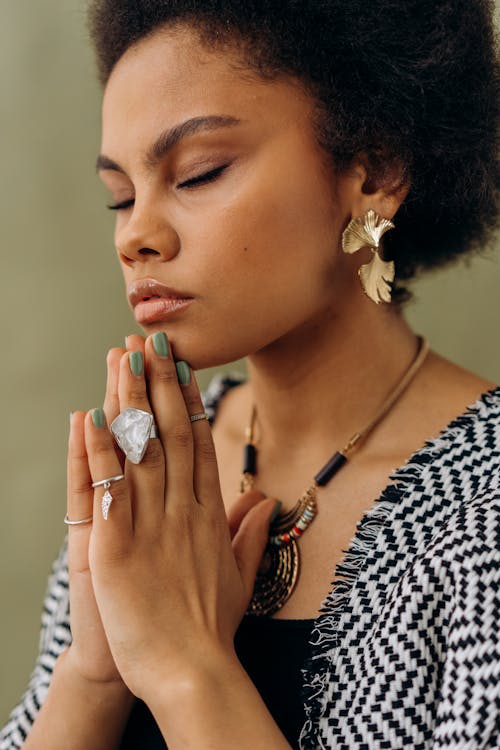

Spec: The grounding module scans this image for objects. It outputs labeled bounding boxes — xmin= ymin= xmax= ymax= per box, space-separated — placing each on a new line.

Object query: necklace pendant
xmin=246 ymin=538 xmax=300 ymax=616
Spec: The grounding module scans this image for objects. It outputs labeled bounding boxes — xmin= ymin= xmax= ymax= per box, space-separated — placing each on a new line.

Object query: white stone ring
xmin=110 ymin=407 xmax=159 ymax=465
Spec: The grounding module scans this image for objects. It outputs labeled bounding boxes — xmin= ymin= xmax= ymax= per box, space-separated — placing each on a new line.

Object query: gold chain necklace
xmin=241 ymin=336 xmax=429 ymax=616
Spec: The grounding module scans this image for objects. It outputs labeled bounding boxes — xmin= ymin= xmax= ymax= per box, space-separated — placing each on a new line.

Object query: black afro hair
xmin=87 ymin=0 xmax=500 ymax=304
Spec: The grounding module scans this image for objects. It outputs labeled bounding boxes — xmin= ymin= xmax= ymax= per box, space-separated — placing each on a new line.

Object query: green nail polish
xmin=129 ymin=351 xmax=143 ymax=376
xmin=176 ymin=361 xmax=191 ymax=384
xmin=152 ymin=331 xmax=169 ymax=357
xmin=92 ymin=408 xmax=105 ymax=428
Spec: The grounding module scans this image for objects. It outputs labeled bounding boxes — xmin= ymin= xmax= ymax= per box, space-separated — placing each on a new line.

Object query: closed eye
xmin=177 ymin=163 xmax=229 ymax=189
xmin=107 ymin=198 xmax=135 ymax=211
xmin=106 ymin=164 xmax=230 ymax=210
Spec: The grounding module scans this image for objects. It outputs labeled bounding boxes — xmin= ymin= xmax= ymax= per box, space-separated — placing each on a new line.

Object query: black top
xmin=119 ymin=616 xmax=315 ymax=749
xmin=234 ymin=615 xmax=315 ymax=748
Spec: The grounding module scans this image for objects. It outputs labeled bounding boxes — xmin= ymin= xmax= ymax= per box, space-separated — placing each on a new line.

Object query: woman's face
xmin=98 ymin=24 xmax=356 ymax=369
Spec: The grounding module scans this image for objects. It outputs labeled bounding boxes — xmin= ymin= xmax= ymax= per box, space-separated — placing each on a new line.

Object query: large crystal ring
xmin=110 ymin=407 xmax=158 ymax=464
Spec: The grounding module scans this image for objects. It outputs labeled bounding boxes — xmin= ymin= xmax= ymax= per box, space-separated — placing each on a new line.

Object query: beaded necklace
xmin=241 ymin=336 xmax=429 ymax=616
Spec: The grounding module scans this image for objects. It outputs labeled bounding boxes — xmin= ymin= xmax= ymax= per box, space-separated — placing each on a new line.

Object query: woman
xmin=1 ymin=1 xmax=498 ymax=748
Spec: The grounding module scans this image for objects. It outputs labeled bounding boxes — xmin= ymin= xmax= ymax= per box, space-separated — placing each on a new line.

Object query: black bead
xmin=243 ymin=443 xmax=257 ymax=475
xmin=314 ymin=451 xmax=347 ymax=486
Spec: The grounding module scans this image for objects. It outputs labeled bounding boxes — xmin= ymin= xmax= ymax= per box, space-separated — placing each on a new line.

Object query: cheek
xmin=197 ymin=160 xmax=341 ymax=321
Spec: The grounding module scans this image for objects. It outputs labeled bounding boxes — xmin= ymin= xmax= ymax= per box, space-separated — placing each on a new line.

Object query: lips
xmin=128 ymin=278 xmax=194 ymax=325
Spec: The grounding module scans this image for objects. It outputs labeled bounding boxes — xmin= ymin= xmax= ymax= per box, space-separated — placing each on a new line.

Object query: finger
xmin=103 ymin=348 xmax=126 ymax=468
xmin=103 ymin=348 xmax=125 ymax=424
xmin=144 ymin=333 xmax=195 ymax=505
xmin=66 ymin=411 xmax=94 ymax=567
xmin=84 ymin=407 xmax=132 ymax=552
xmin=168 ymin=357 xmax=219 ymax=508
xmin=124 ymin=333 xmax=145 ymax=352
xmin=226 ymin=490 xmax=267 ymax=539
xmin=116 ymin=350 xmax=165 ymax=529
xmin=232 ymin=498 xmax=281 ymax=603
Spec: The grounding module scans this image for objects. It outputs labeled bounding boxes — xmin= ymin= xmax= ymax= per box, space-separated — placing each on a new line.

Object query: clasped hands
xmin=66 ymin=332 xmax=277 ymax=705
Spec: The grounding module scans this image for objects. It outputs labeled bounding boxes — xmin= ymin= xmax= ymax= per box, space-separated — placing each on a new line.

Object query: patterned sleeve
xmin=0 ymin=536 xmax=71 ymax=749
xmin=322 ymin=483 xmax=500 ymax=750
xmin=0 ymin=372 xmax=240 ymax=749
xmin=430 ymin=488 xmax=499 ymax=749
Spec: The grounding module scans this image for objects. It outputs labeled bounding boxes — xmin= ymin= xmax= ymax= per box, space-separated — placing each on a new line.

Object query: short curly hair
xmin=87 ymin=1 xmax=499 ymax=304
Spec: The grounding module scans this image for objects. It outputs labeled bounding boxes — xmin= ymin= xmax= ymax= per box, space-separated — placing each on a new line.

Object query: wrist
xmin=57 ymin=648 xmax=133 ymax=703
xmin=139 ymin=641 xmax=242 ymax=711
xmin=139 ymin=644 xmax=292 ymax=749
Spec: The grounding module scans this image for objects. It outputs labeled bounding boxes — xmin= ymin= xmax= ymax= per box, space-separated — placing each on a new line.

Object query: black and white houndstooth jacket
xmin=1 ymin=376 xmax=499 ymax=749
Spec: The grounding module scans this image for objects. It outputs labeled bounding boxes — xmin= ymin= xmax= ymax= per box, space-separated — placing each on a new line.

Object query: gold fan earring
xmin=342 ymin=208 xmax=395 ymax=304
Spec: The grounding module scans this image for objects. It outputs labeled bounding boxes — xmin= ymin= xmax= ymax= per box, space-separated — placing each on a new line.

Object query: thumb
xmin=232 ymin=498 xmax=282 ymax=602
xmin=227 ymin=489 xmax=267 ymax=540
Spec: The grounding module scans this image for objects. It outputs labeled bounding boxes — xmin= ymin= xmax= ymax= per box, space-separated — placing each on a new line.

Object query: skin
xmin=25 ymin=22 xmax=497 ymax=750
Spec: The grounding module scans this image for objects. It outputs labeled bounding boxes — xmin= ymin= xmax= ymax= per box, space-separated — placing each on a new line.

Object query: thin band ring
xmin=190 ymin=412 xmax=209 ymax=422
xmin=91 ymin=474 xmax=125 ymax=489
xmin=64 ymin=513 xmax=93 ymax=526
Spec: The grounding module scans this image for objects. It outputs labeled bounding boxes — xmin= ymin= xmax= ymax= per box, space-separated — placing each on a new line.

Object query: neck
xmin=244 ymin=299 xmax=421 ymax=459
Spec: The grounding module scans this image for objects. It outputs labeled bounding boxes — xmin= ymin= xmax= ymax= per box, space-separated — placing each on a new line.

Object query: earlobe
xmin=350 ymin=151 xmax=411 ymax=221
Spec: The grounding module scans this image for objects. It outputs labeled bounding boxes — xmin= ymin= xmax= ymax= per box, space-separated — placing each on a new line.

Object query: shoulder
xmin=426 ymin=480 xmax=499 ymax=572
xmin=387 ymin=481 xmax=499 ymax=626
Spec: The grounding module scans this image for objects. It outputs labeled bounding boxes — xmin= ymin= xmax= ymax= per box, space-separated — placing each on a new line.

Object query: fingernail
xmin=152 ymin=331 xmax=169 ymax=357
xmin=175 ymin=361 xmax=191 ymax=384
xmin=129 ymin=351 xmax=143 ymax=377
xmin=124 ymin=336 xmax=129 ymax=348
xmin=269 ymin=501 xmax=282 ymax=524
xmin=92 ymin=408 xmax=106 ymax=428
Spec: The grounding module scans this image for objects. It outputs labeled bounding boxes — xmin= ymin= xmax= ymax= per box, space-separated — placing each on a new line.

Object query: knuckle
xmin=92 ymin=440 xmax=114 ymax=458
xmin=126 ymin=378 xmax=146 ymax=401
xmin=69 ymin=448 xmax=88 ymax=463
xmin=142 ymin=440 xmax=164 ymax=469
xmin=70 ymin=482 xmax=92 ymax=498
xmin=183 ymin=391 xmax=203 ymax=411
xmin=169 ymin=423 xmax=193 ymax=449
xmin=196 ymin=437 xmax=217 ymax=463
xmin=153 ymin=364 xmax=178 ymax=385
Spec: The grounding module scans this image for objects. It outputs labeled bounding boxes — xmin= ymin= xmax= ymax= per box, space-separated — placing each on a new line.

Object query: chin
xmin=143 ymin=327 xmax=249 ymax=372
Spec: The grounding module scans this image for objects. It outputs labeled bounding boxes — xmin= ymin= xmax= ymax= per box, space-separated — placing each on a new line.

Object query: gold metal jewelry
xmin=243 ymin=336 xmax=429 ymax=616
xmin=342 ymin=208 xmax=395 ymax=304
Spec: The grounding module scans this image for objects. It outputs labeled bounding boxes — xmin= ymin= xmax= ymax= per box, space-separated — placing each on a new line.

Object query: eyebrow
xmin=95 ymin=114 xmax=243 ymax=173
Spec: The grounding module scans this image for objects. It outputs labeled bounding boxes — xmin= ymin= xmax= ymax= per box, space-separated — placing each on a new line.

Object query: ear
xmin=345 ymin=151 xmax=411 ymax=222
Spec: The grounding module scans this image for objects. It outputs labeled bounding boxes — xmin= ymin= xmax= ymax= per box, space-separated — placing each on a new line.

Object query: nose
xmin=115 ymin=199 xmax=180 ymax=265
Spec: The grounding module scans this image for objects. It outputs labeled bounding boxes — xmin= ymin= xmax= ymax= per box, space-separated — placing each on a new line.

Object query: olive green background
xmin=0 ymin=0 xmax=498 ymax=723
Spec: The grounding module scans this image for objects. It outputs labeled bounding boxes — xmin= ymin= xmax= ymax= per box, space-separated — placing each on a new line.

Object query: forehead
xmin=101 ymin=25 xmax=314 ymax=152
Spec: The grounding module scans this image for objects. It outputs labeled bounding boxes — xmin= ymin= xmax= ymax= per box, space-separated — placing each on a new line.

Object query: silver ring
xmin=64 ymin=513 xmax=93 ymax=526
xmin=91 ymin=474 xmax=125 ymax=488
xmin=91 ymin=474 xmax=125 ymax=521
xmin=190 ymin=412 xmax=209 ymax=422
xmin=110 ymin=407 xmax=158 ymax=464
